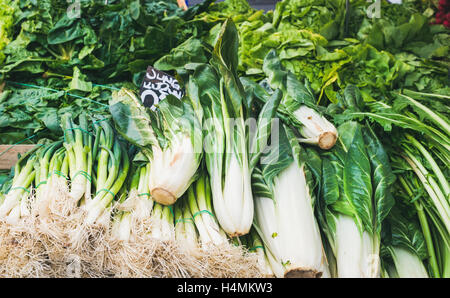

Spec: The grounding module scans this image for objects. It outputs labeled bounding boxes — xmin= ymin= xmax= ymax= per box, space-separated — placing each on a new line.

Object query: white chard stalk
xmin=390 ymin=247 xmax=429 ymax=278
xmin=218 ymin=151 xmax=254 ymax=237
xmin=334 ymin=214 xmax=379 ymax=278
xmin=149 ymin=133 xmax=198 ymax=206
xmin=255 ymin=162 xmax=325 ymax=278
xmin=293 ymin=106 xmax=338 ymax=150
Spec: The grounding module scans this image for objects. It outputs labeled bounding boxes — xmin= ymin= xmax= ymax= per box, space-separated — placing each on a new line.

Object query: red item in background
xmin=434 ymin=0 xmax=450 ymax=28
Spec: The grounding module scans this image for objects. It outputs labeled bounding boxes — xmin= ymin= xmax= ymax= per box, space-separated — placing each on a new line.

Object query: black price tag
xmin=139 ymin=66 xmax=184 ymax=110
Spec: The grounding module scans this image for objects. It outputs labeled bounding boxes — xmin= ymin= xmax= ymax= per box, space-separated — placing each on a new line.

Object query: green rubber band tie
xmin=0 ymin=135 xmax=42 ymax=158
xmin=96 ymin=188 xmax=116 ymax=198
xmin=168 ymin=205 xmax=175 ymax=218
xmin=138 ymin=193 xmax=151 ymax=197
xmin=7 ymin=81 xmax=109 ymax=109
xmin=92 ymin=83 xmax=120 ymax=91
xmin=48 ymin=170 xmax=69 ymax=180
xmin=7 ymin=81 xmax=60 ymax=93
xmin=192 ymin=210 xmax=215 ymax=219
xmin=175 ymin=218 xmax=194 ymax=224
xmin=64 ymin=127 xmax=94 ymax=137
xmin=91 ymin=118 xmax=109 ymax=127
xmin=248 ymin=245 xmax=264 ymax=252
xmin=66 ymin=92 xmax=109 ymax=108
xmin=8 ymin=186 xmax=30 ymax=194
xmin=72 ymin=170 xmax=92 ymax=182
xmin=36 ymin=181 xmax=47 ymax=189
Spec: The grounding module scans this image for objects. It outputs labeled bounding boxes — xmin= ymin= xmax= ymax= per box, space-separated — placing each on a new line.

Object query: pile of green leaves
xmin=0 ymin=0 xmax=16 ymax=64
xmin=160 ymin=0 xmax=449 ymax=104
xmin=0 ymin=79 xmax=121 ymax=144
xmin=0 ymin=0 xmax=214 ymax=144
xmin=0 ymin=0 xmax=213 ymax=83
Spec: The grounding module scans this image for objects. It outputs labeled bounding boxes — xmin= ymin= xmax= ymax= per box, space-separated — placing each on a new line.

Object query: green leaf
xmin=109 ymin=88 xmax=156 ymax=148
xmin=69 ymin=67 xmax=92 ymax=92
xmin=249 ymin=89 xmax=282 ymax=170
xmin=362 ymin=125 xmax=395 ymax=234
xmin=341 ymin=121 xmax=373 ymax=234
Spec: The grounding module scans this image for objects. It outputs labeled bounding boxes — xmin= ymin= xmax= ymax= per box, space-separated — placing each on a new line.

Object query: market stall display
xmin=0 ymin=0 xmax=448 ymax=278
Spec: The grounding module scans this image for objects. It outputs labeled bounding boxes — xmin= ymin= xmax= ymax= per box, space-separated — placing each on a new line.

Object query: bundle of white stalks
xmin=83 ymin=141 xmax=129 ymax=226
xmin=0 ymin=154 xmax=36 ymax=225
xmin=61 ymin=115 xmax=92 ymax=204
xmin=174 ymin=198 xmax=199 ymax=256
xmin=149 ymin=203 xmax=175 ymax=242
xmin=187 ymin=175 xmax=228 ymax=247
xmin=111 ymin=163 xmax=153 ymax=242
xmin=36 ymin=147 xmax=71 ymax=218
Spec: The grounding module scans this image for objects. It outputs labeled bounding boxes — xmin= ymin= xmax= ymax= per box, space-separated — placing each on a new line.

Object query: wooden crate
xmin=0 ymin=145 xmax=37 ymax=170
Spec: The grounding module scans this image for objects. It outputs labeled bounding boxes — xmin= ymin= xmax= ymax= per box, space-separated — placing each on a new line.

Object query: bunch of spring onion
xmin=35 ymin=141 xmax=68 ymax=218
xmin=82 ymin=118 xmax=130 ymax=226
xmin=239 ymin=228 xmax=276 ymax=277
xmin=0 ymin=147 xmax=38 ymax=224
xmin=187 ymin=173 xmax=228 ymax=246
xmin=109 ymin=88 xmax=202 ymax=206
xmin=111 ymin=161 xmax=153 ymax=242
xmin=174 ymin=196 xmax=199 ymax=254
xmin=61 ymin=114 xmax=93 ymax=206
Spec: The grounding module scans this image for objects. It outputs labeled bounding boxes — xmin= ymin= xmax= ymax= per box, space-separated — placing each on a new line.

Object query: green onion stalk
xmin=84 ymin=140 xmax=129 ymax=226
xmin=37 ymin=145 xmax=69 ymax=218
xmin=62 ymin=114 xmax=92 ymax=204
xmin=246 ymin=228 xmax=275 ymax=277
xmin=149 ymin=202 xmax=175 ymax=242
xmin=34 ymin=141 xmax=63 ymax=212
xmin=91 ymin=118 xmax=115 ymax=205
xmin=0 ymin=150 xmax=37 ymax=224
xmin=187 ymin=174 xmax=227 ymax=246
xmin=111 ymin=163 xmax=140 ymax=241
xmin=174 ymin=197 xmax=199 ymax=255
xmin=112 ymin=162 xmax=153 ymax=241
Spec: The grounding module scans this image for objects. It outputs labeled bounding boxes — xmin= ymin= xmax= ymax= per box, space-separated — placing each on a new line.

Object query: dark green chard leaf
xmin=362 ymin=125 xmax=395 ymax=233
xmin=390 ymin=211 xmax=428 ymax=261
xmin=210 ymin=19 xmax=246 ymax=119
xmin=154 ymin=38 xmax=209 ymax=74
xmin=249 ymin=89 xmax=282 ymax=170
xmin=341 ymin=121 xmax=373 ymax=234
xmin=257 ymin=124 xmax=293 ymax=191
xmin=109 ymin=88 xmax=157 ymax=148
